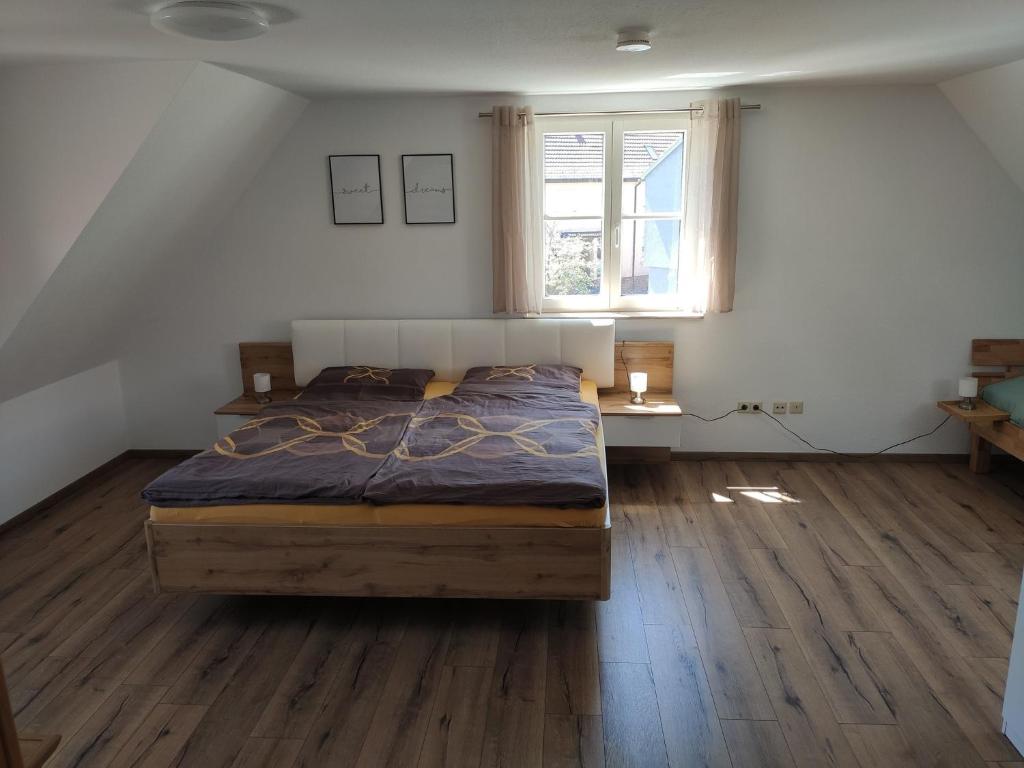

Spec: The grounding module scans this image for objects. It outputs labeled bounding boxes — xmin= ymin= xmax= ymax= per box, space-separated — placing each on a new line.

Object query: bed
xmin=966 ymin=339 xmax=1024 ymax=473
xmin=144 ymin=318 xmax=615 ymax=600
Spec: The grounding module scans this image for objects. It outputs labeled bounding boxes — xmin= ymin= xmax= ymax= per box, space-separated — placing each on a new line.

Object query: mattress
xmin=149 ymin=380 xmax=609 ymax=528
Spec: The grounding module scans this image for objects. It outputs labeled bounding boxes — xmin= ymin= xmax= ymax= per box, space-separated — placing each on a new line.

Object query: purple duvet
xmin=363 ymin=393 xmax=606 ymax=508
xmin=143 ymin=379 xmax=606 ymax=510
xmin=141 ymin=400 xmax=419 ymax=506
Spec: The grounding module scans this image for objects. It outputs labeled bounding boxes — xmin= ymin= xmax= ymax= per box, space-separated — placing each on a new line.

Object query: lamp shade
xmin=254 ymin=372 xmax=272 ymax=393
xmin=958 ymin=377 xmax=978 ymax=398
xmin=151 ymin=1 xmax=270 ymax=41
xmin=629 ymin=371 xmax=648 ymax=394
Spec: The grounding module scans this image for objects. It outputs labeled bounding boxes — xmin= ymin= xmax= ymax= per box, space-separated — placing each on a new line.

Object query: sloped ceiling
xmin=0 ymin=62 xmax=307 ymax=402
xmin=0 ymin=60 xmax=194 ymax=349
xmin=940 ymin=57 xmax=1024 ymax=193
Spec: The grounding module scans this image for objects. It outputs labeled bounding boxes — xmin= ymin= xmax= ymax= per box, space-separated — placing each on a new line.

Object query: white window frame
xmin=536 ymin=115 xmax=690 ymax=314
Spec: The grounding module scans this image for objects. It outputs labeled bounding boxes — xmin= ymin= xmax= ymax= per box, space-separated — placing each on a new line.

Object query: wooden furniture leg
xmin=969 ymin=431 xmax=992 ymax=474
xmin=1 ymin=661 xmax=59 ymax=768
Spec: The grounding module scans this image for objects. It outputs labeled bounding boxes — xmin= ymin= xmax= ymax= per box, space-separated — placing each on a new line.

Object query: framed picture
xmin=329 ymin=154 xmax=383 ymax=225
xmin=401 ymin=154 xmax=456 ymax=224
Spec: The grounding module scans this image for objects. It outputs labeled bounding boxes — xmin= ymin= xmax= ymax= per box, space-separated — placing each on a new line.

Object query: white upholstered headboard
xmin=291 ymin=319 xmax=616 ymax=388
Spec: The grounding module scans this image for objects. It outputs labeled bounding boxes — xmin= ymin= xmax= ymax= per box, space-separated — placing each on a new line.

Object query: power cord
xmin=750 ymin=409 xmax=952 ymax=458
xmin=681 ymin=408 xmax=743 ymax=423
xmin=618 ymin=342 xmax=953 ymax=458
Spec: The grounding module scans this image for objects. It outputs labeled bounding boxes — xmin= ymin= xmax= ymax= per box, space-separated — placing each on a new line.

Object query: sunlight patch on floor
xmin=724 ymin=486 xmax=800 ymax=504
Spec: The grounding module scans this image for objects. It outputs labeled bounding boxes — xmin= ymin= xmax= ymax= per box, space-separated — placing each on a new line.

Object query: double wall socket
xmin=770 ymin=403 xmax=806 ymax=415
xmin=770 ymin=401 xmax=804 ymax=414
xmin=740 ymin=401 xmax=803 ymax=414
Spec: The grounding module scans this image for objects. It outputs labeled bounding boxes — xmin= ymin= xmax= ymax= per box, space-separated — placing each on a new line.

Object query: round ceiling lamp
xmin=151 ymin=1 xmax=270 ymax=41
xmin=616 ymin=31 xmax=652 ymax=53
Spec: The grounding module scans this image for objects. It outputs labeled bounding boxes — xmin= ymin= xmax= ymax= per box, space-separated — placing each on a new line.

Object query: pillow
xmin=454 ymin=364 xmax=582 ymax=398
xmin=298 ymin=366 xmax=434 ymax=401
xmin=982 ymin=375 xmax=1024 ymax=427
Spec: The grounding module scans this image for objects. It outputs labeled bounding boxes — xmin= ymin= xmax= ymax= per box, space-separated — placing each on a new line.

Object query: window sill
xmin=541 ymin=310 xmax=705 ymax=319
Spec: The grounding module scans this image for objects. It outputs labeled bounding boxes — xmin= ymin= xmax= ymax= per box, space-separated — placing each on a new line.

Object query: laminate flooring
xmin=3 ymin=458 xmax=1024 ymax=767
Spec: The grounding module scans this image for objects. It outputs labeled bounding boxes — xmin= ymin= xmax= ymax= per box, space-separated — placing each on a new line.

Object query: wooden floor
xmin=2 ymin=459 xmax=1024 ymax=767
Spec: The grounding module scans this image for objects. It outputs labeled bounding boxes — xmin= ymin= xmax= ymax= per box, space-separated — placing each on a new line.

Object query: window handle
xmin=613 ymin=225 xmax=620 ymax=248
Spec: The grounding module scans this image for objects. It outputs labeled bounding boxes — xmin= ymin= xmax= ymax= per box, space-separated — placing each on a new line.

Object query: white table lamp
xmin=254 ymin=372 xmax=272 ymax=404
xmin=629 ymin=371 xmax=648 ymax=405
xmin=958 ymin=376 xmax=978 ymax=411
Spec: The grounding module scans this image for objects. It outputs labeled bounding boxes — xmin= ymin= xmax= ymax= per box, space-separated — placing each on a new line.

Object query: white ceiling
xmin=3 ymin=0 xmax=1024 ymax=97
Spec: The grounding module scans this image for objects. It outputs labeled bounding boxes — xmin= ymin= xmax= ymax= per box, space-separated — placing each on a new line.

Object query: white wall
xmin=0 ymin=61 xmax=307 ymax=515
xmin=0 ymin=362 xmax=128 ymax=525
xmin=0 ymin=63 xmax=308 ymax=403
xmin=118 ymin=94 xmax=492 ymax=447
xmin=0 ymin=61 xmax=194 ymax=349
xmin=117 ymin=85 xmax=1024 ymax=453
xmin=941 ymin=57 xmax=1024 ymax=193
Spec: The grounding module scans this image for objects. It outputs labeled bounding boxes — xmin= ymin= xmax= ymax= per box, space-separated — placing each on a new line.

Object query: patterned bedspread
xmin=363 ymin=393 xmax=606 ymax=507
xmin=141 ymin=400 xmax=419 ymax=506
xmin=144 ymin=387 xmax=606 ymax=509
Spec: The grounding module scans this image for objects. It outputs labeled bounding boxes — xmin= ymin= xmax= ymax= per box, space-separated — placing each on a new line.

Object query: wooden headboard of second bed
xmin=972 ymin=338 xmax=1024 ymax=390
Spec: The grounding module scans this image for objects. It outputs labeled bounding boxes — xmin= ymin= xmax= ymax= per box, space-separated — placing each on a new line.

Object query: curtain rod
xmin=477 ymin=104 xmax=760 ymax=118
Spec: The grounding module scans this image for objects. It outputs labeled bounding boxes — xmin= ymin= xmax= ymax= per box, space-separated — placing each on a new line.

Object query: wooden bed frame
xmin=146 ymin=330 xmax=613 ymax=601
xmin=966 ymin=339 xmax=1024 ymax=473
xmin=145 ymin=518 xmax=610 ymax=600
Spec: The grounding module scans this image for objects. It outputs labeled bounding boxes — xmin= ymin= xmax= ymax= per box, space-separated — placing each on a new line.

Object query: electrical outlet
xmin=751 ymin=401 xmax=764 ymax=413
xmin=737 ymin=401 xmax=751 ymax=413
xmin=772 ymin=401 xmax=787 ymax=415
xmin=788 ymin=401 xmax=804 ymax=414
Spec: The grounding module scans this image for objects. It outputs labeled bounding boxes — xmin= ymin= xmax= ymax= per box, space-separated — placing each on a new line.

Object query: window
xmin=539 ymin=117 xmax=692 ymax=313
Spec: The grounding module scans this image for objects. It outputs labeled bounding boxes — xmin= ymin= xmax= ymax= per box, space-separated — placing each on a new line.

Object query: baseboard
xmin=124 ymin=449 xmax=202 ymax=459
xmin=607 ymin=446 xmax=672 ymax=464
xmin=671 ymin=451 xmax=971 ymax=463
xmin=0 ymin=450 xmax=132 ymax=537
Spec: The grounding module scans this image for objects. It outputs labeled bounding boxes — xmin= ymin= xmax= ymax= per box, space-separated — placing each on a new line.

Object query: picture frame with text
xmin=401 ymin=153 xmax=456 ymax=224
xmin=329 ymin=154 xmax=384 ymax=225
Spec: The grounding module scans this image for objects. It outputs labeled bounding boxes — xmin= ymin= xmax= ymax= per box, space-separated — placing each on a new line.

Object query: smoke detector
xmin=151 ymin=1 xmax=270 ymax=41
xmin=616 ymin=31 xmax=652 ymax=53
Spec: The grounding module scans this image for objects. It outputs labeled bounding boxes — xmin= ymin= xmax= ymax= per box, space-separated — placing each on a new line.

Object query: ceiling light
xmin=666 ymin=71 xmax=742 ymax=79
xmin=616 ymin=31 xmax=652 ymax=53
xmin=151 ymin=1 xmax=270 ymax=41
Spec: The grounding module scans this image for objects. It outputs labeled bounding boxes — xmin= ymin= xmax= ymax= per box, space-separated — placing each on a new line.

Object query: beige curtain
xmin=683 ymin=98 xmax=741 ymax=313
xmin=491 ymin=106 xmax=541 ymax=315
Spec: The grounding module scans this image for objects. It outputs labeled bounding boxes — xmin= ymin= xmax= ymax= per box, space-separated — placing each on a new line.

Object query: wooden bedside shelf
xmin=599 ymin=390 xmax=681 ymax=465
xmin=215 ymin=389 xmax=299 ymax=416
xmin=599 ymin=391 xmax=682 ymax=416
xmin=936 ymin=399 xmax=1010 ymax=424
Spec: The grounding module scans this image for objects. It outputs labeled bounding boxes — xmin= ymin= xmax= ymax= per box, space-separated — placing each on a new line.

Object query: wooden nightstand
xmin=214 ymin=342 xmax=300 ymax=436
xmin=936 ymin=399 xmax=1009 ymax=424
xmin=215 ymin=389 xmax=301 ymax=416
xmin=599 ymin=391 xmax=682 ymax=463
xmin=597 ymin=340 xmax=681 ymax=463
xmin=214 ymin=389 xmax=299 ymax=437
xmin=936 ymin=398 xmax=1010 ymax=474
